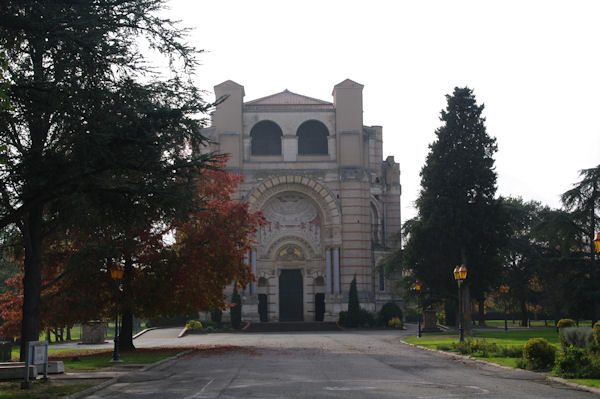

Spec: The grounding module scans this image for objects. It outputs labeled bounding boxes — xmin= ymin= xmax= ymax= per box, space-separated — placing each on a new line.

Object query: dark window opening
xmin=297 ymin=120 xmax=329 ymax=155
xmin=251 ymin=120 xmax=282 ymax=155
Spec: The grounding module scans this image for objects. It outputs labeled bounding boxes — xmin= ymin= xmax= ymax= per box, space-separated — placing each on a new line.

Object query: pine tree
xmin=402 ymin=87 xmax=507 ymax=324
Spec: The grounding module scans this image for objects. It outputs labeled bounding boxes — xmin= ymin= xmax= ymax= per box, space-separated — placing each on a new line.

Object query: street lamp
xmin=415 ymin=281 xmax=422 ymax=337
xmin=594 ymin=232 xmax=600 ymax=254
xmin=110 ymin=266 xmax=124 ymax=363
xmin=499 ymin=285 xmax=510 ymax=332
xmin=453 ymin=265 xmax=467 ymax=343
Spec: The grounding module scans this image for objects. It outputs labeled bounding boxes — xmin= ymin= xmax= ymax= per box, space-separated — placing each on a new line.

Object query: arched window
xmin=297 ymin=120 xmax=329 ymax=155
xmin=251 ymin=120 xmax=282 ymax=155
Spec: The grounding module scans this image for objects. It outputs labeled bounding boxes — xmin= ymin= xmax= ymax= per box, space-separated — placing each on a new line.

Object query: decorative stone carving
xmin=277 ymin=245 xmax=304 ymax=261
xmin=260 ymin=193 xmax=322 ymax=255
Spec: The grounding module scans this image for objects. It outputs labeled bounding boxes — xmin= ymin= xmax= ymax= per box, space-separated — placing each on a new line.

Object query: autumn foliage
xmin=0 ymin=162 xmax=262 ymax=339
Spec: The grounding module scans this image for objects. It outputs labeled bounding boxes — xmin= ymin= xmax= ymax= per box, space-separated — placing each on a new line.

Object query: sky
xmin=163 ymin=0 xmax=600 ymax=223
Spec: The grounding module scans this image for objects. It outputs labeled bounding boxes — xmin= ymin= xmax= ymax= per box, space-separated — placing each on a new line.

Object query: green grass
xmin=569 ymin=379 xmax=600 ymax=388
xmin=55 ymin=348 xmax=183 ymax=371
xmin=0 ymin=380 xmax=97 ymax=399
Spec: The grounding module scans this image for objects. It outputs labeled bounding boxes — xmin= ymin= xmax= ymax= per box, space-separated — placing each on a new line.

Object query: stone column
xmin=333 ymin=248 xmax=340 ymax=294
xmin=326 ymin=249 xmax=332 ymax=294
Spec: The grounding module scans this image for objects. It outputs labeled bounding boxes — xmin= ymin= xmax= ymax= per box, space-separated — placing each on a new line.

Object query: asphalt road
xmin=82 ymin=327 xmax=596 ymax=399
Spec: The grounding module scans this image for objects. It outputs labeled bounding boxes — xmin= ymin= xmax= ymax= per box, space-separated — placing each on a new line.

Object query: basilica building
xmin=202 ymin=79 xmax=401 ymax=322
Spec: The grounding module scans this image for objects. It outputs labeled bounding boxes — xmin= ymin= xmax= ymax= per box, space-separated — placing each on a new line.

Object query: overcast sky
xmin=164 ymin=0 xmax=600 ymax=222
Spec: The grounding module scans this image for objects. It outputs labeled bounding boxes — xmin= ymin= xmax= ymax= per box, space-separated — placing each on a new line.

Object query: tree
xmin=561 ymin=165 xmax=600 ymax=323
xmin=400 ymin=87 xmax=507 ymax=326
xmin=230 ymin=284 xmax=242 ymax=329
xmin=346 ymin=275 xmax=360 ymax=327
xmin=0 ymin=1 xmax=213 ymax=359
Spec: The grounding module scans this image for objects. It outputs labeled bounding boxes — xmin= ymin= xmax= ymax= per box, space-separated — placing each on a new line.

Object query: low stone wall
xmin=81 ymin=321 xmax=107 ymax=344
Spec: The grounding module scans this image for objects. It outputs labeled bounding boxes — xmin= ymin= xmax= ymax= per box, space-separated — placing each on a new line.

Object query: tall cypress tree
xmin=403 ymin=87 xmax=507 ymax=324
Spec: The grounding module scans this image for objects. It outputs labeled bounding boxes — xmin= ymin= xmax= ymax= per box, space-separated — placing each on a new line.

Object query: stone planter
xmin=81 ymin=321 xmax=107 ymax=344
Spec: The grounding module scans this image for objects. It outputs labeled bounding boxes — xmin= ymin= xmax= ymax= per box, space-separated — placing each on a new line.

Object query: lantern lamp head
xmin=415 ymin=281 xmax=421 ymax=291
xmin=594 ymin=232 xmax=600 ymax=254
xmin=459 ymin=265 xmax=467 ymax=280
xmin=110 ymin=267 xmax=124 ymax=280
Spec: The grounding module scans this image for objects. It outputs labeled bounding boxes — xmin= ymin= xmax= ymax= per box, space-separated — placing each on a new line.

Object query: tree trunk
xmin=19 ymin=204 xmax=43 ymax=361
xmin=477 ymin=298 xmax=485 ymax=326
xmin=520 ymin=299 xmax=528 ymax=327
xmin=444 ymin=298 xmax=457 ymax=327
xmin=119 ymin=255 xmax=135 ymax=351
xmin=66 ymin=327 xmax=71 ymax=341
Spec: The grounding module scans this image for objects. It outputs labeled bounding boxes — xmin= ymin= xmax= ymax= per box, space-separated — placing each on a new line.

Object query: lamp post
xmin=110 ymin=266 xmax=124 ymax=363
xmin=453 ymin=265 xmax=467 ymax=343
xmin=415 ymin=281 xmax=422 ymax=337
xmin=499 ymin=285 xmax=510 ymax=332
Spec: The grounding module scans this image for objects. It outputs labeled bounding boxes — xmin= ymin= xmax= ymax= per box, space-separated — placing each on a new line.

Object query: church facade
xmin=202 ymin=79 xmax=401 ymax=322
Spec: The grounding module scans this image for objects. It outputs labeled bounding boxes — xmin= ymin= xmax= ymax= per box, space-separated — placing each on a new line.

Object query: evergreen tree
xmin=561 ymin=165 xmax=600 ymax=323
xmin=347 ymin=275 xmax=360 ymax=327
xmin=230 ymin=284 xmax=242 ymax=329
xmin=0 ymin=1 xmax=213 ymax=359
xmin=402 ymin=87 xmax=507 ymax=324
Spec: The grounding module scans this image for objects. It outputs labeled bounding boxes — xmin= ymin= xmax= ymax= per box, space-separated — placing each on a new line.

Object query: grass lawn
xmin=0 ymin=380 xmax=98 ymax=399
xmin=404 ymin=328 xmax=600 ymax=389
xmin=54 ymin=348 xmax=183 ymax=371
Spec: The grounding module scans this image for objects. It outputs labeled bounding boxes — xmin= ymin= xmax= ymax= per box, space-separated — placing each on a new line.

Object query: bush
xmin=593 ymin=322 xmax=600 ymax=346
xmin=186 ymin=320 xmax=203 ymax=331
xmin=450 ymin=339 xmax=497 ymax=357
xmin=388 ymin=317 xmax=403 ymax=329
xmin=378 ymin=302 xmax=403 ymax=326
xmin=560 ymin=326 xmax=593 ymax=348
xmin=523 ymin=338 xmax=556 ymax=370
xmin=346 ymin=276 xmax=361 ymax=327
xmin=211 ymin=309 xmax=222 ymax=325
xmin=498 ymin=345 xmax=524 ymax=358
xmin=359 ymin=309 xmax=376 ymax=327
xmin=231 ymin=285 xmax=242 ymax=329
xmin=556 ymin=318 xmax=576 ymax=332
xmin=338 ymin=309 xmax=375 ymax=328
xmin=553 ymin=346 xmax=598 ymax=378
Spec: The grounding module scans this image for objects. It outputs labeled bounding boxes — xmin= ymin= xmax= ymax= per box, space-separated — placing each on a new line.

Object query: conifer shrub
xmin=556 ymin=318 xmax=575 ymax=332
xmin=231 ymin=285 xmax=242 ymax=329
xmin=378 ymin=302 xmax=403 ymax=326
xmin=559 ymin=326 xmax=593 ymax=348
xmin=523 ymin=338 xmax=556 ymax=370
xmin=346 ymin=275 xmax=361 ymax=327
xmin=211 ymin=309 xmax=223 ymax=325
xmin=593 ymin=322 xmax=600 ymax=346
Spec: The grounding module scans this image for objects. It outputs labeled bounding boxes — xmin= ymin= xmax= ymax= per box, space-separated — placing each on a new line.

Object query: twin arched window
xmin=250 ymin=120 xmax=329 ymax=156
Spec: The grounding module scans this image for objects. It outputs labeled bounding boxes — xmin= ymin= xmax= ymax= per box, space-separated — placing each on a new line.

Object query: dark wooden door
xmin=279 ymin=270 xmax=303 ymax=321
xmin=258 ymin=294 xmax=268 ymax=322
xmin=315 ymin=293 xmax=325 ymax=321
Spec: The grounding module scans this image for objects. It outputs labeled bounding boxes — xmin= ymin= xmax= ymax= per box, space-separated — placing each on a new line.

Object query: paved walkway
xmin=60 ymin=325 xmax=597 ymax=399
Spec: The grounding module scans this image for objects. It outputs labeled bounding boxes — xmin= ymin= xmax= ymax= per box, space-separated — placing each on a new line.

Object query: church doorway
xmin=279 ymin=269 xmax=303 ymax=321
xmin=258 ymin=294 xmax=268 ymax=322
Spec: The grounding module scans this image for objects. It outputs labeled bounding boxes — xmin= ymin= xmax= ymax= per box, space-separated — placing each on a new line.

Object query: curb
xmin=400 ymin=340 xmax=600 ymax=395
xmin=65 ymin=349 xmax=193 ymax=399
xmin=177 ymin=327 xmax=188 ymax=338
xmin=132 ymin=327 xmax=161 ymax=340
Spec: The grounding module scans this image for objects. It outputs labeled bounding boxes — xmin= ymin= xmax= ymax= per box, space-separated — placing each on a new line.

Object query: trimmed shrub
xmin=231 ymin=285 xmax=242 ymax=329
xmin=388 ymin=317 xmax=403 ymax=329
xmin=211 ymin=309 xmax=223 ymax=325
xmin=186 ymin=320 xmax=203 ymax=331
xmin=378 ymin=302 xmax=403 ymax=326
xmin=556 ymin=318 xmax=576 ymax=332
xmin=346 ymin=275 xmax=361 ymax=327
xmin=559 ymin=326 xmax=593 ymax=348
xmin=553 ymin=346 xmax=597 ymax=378
xmin=523 ymin=338 xmax=556 ymax=370
xmin=450 ymin=339 xmax=497 ymax=357
xmin=594 ymin=322 xmax=600 ymax=346
xmin=359 ymin=309 xmax=376 ymax=327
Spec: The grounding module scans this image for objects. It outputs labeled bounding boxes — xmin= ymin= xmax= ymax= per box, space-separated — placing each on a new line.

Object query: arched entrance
xmin=279 ymin=269 xmax=303 ymax=321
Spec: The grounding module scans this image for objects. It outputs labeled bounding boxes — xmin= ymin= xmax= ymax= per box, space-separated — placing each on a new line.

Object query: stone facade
xmin=202 ymin=79 xmax=401 ymax=322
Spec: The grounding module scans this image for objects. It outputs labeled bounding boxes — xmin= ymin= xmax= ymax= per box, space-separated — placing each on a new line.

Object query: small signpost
xmin=24 ymin=341 xmax=48 ymax=387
